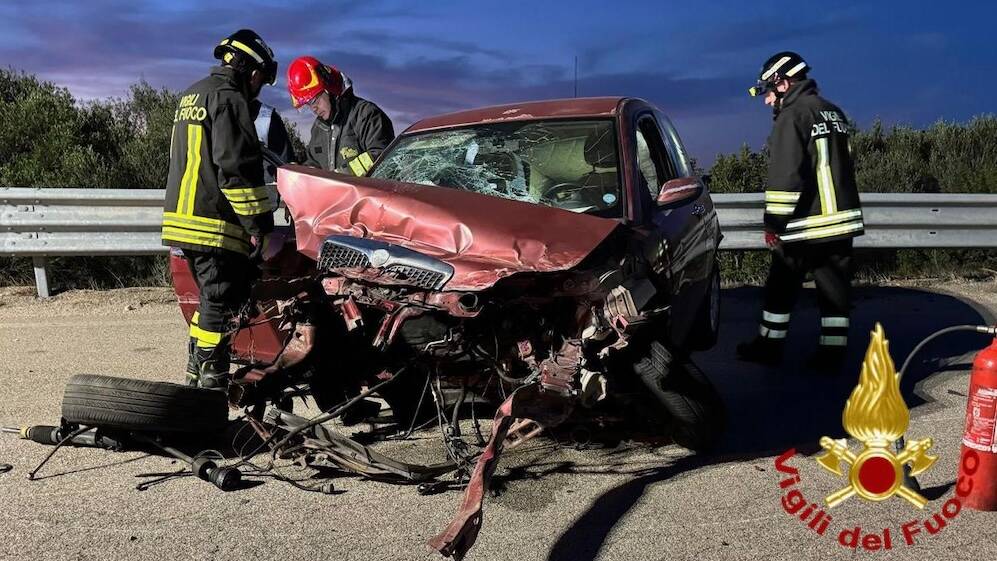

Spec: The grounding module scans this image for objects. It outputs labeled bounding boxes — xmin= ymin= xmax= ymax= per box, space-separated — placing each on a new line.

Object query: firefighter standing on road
xmin=736 ymin=52 xmax=865 ymax=371
xmin=286 ymin=56 xmax=394 ymax=176
xmin=162 ymin=29 xmax=278 ymax=390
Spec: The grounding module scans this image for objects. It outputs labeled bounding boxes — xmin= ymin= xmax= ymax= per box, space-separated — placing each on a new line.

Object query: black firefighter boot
xmin=193 ymin=344 xmax=231 ymax=391
xmin=736 ymin=336 xmax=785 ymax=366
xmin=185 ymin=336 xmax=200 ymax=387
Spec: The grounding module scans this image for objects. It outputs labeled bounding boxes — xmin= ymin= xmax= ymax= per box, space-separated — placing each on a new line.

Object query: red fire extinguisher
xmin=959 ymin=337 xmax=997 ymax=511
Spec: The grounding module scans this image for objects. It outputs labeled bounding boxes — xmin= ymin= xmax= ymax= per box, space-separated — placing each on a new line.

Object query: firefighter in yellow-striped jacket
xmin=737 ymin=52 xmax=864 ymax=372
xmin=163 ymin=29 xmax=278 ymax=390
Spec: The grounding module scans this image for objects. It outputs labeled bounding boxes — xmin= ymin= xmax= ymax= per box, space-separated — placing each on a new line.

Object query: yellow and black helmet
xmin=748 ymin=51 xmax=809 ymax=96
xmin=214 ymin=29 xmax=278 ymax=85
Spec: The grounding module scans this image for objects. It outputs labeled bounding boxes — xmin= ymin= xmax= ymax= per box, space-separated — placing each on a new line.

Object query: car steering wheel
xmin=540 ymin=182 xmax=585 ymax=200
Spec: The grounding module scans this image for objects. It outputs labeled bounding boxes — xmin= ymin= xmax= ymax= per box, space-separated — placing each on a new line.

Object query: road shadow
xmin=546 ymin=285 xmax=991 ymax=561
xmin=699 ymin=285 xmax=992 ymax=455
xmin=545 ymin=454 xmax=709 ymax=561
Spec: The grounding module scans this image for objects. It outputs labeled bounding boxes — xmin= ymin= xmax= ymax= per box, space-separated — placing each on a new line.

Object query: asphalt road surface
xmin=2 ymin=282 xmax=997 ymax=561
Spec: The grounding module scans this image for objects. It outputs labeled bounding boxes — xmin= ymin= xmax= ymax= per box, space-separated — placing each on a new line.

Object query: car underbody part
xmin=4 ymin=421 xmax=241 ymax=490
xmin=5 ymin=424 xmax=125 ymax=449
xmin=130 ymin=432 xmax=241 ymax=491
xmin=264 ymin=408 xmax=458 ymax=481
xmin=504 ymin=419 xmax=544 ymax=450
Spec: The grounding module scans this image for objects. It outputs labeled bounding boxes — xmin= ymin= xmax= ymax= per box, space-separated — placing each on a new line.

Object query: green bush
xmin=708 ymin=144 xmax=768 ymax=194
xmin=709 ymin=116 xmax=997 ymax=284
xmin=0 ymin=71 xmax=304 ymax=291
xmin=0 ymin=70 xmax=180 ymax=289
xmin=0 ymin=255 xmax=171 ymax=290
xmin=0 ymin=70 xmax=177 ymax=189
xmin=709 ymin=116 xmax=997 ymax=195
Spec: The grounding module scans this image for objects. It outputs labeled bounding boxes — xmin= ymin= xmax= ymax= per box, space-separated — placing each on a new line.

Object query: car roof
xmin=404 ymin=97 xmax=628 ymax=134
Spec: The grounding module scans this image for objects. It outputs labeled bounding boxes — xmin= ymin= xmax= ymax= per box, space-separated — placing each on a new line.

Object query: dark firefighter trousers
xmin=757 ymin=239 xmax=853 ymax=348
xmin=185 ymin=250 xmax=255 ymax=383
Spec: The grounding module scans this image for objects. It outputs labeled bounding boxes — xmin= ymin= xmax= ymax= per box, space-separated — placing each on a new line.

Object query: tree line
xmin=1 ymin=69 xmax=994 ymax=288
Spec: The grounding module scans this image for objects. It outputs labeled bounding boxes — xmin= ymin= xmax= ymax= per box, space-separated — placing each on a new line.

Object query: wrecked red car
xmin=170 ymin=96 xmax=724 ymax=558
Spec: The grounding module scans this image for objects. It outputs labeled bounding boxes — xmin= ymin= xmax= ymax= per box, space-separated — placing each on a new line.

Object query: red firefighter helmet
xmin=286 ymin=56 xmax=345 ymax=108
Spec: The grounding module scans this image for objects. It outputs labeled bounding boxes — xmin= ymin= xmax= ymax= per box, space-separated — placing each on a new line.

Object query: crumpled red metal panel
xmin=277 ymin=165 xmax=620 ymax=291
xmin=428 ymin=385 xmax=573 ymax=559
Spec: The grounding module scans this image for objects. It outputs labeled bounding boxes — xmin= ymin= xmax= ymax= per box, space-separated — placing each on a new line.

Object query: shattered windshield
xmin=370 ymin=119 xmax=622 ymax=216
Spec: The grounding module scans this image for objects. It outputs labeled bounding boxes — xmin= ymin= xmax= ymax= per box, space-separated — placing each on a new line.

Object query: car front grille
xmin=318 ymin=243 xmax=370 ymax=270
xmin=382 ymin=265 xmax=447 ymax=290
xmin=317 ymin=236 xmax=454 ymax=290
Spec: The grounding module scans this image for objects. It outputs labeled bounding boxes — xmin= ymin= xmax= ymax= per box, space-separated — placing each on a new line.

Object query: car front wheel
xmin=631 ymin=340 xmax=726 ymax=452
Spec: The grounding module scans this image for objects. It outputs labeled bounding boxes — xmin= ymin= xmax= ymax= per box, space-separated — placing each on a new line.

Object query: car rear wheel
xmin=632 ymin=340 xmax=726 ymax=452
xmin=689 ymin=263 xmax=721 ymax=351
xmin=62 ymin=374 xmax=229 ymax=433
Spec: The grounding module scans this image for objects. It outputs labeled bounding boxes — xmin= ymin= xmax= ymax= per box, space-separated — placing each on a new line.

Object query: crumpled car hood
xmin=277 ymin=165 xmax=620 ymax=290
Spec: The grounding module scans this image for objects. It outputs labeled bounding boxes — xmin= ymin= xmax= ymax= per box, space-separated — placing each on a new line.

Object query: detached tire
xmin=62 ymin=374 xmax=228 ymax=433
xmin=633 ymin=341 xmax=726 ymax=452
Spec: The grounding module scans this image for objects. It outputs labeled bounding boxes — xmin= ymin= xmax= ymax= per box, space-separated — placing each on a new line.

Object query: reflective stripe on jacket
xmin=765 ymin=79 xmax=863 ymax=244
xmin=163 ymin=66 xmax=274 ymax=255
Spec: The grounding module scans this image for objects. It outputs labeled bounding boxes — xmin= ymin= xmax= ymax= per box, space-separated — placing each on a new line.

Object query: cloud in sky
xmin=1 ymin=0 xmax=995 ymax=162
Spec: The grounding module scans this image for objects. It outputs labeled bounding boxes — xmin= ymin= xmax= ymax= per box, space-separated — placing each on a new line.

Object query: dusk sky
xmin=2 ymin=0 xmax=994 ymax=164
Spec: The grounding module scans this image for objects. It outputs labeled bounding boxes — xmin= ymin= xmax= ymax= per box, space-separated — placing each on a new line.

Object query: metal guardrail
xmin=716 ymin=193 xmax=997 ymax=249
xmin=3 ymin=188 xmax=997 ymax=297
xmin=1 ymin=189 xmax=167 ymax=297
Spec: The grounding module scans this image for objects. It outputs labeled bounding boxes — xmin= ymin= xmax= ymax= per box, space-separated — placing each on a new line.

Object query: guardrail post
xmin=32 ymin=256 xmax=50 ymax=298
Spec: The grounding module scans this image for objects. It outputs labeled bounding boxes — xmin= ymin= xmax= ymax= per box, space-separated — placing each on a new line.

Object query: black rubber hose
xmin=450 ymin=384 xmax=466 ymax=436
xmin=394 ymin=370 xmax=432 ymax=440
xmin=897 ymin=325 xmax=996 ymax=381
xmin=894 ymin=324 xmax=996 ymax=489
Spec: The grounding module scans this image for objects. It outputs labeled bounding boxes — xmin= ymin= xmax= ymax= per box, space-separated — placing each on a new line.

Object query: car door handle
xmin=692 ymin=204 xmax=706 ymax=216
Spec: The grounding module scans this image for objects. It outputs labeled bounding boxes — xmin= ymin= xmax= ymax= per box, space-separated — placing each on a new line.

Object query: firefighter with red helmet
xmin=286 ymin=56 xmax=395 ymax=176
xmin=737 ymin=51 xmax=865 ymax=372
xmin=162 ymin=29 xmax=278 ymax=390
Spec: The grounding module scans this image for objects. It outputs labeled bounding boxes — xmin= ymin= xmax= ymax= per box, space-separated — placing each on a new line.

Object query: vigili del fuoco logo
xmin=814 ymin=323 xmax=936 ymax=507
xmin=773 ymin=323 xmax=976 ymax=551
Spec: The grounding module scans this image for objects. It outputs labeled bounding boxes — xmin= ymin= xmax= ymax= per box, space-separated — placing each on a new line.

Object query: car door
xmin=633 ymin=112 xmax=708 ymax=347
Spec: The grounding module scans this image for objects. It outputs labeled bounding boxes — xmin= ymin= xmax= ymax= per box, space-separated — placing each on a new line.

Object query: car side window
xmin=634 ymin=116 xmax=674 ymax=199
xmin=654 ymin=110 xmax=693 ymax=177
xmin=635 ymin=129 xmax=658 ymax=198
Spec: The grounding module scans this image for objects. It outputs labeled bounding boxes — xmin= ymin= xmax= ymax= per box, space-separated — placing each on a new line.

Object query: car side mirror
xmin=656 ymin=177 xmax=701 ymax=207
